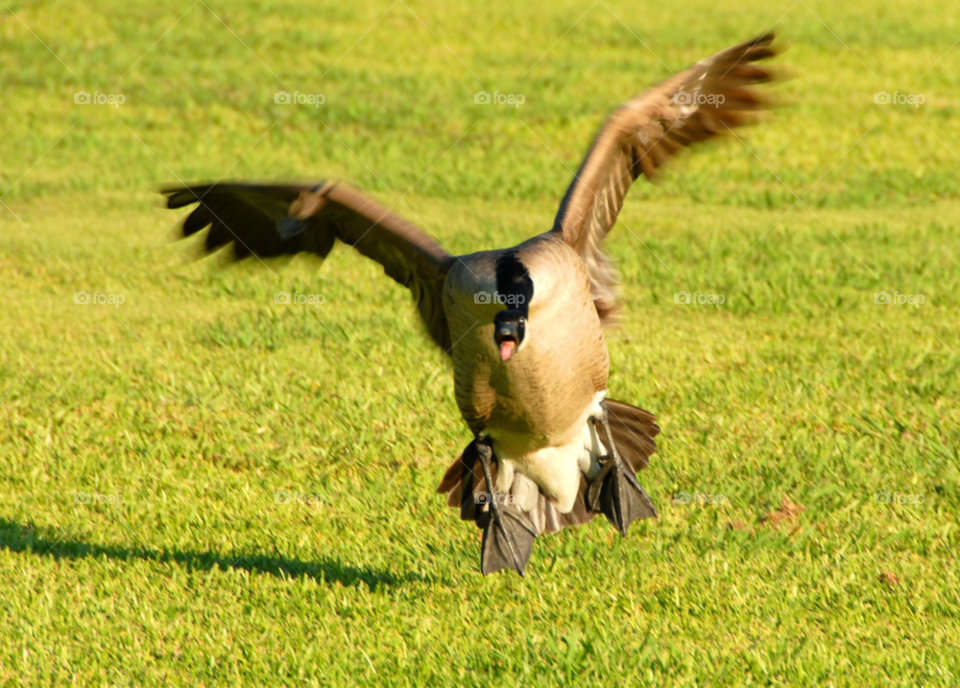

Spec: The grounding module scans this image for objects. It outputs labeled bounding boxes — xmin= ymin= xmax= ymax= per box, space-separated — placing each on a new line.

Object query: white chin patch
xmin=515 ymin=323 xmax=531 ymax=354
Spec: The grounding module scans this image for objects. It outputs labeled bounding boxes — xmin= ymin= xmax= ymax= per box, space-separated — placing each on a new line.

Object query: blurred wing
xmin=552 ymin=32 xmax=779 ymax=322
xmin=163 ymin=181 xmax=455 ymax=351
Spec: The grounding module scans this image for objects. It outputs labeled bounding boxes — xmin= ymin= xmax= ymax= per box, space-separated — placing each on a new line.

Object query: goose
xmin=163 ymin=33 xmax=778 ymax=575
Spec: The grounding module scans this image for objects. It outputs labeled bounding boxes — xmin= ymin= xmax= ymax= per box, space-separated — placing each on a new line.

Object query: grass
xmin=1 ymin=0 xmax=959 ymax=684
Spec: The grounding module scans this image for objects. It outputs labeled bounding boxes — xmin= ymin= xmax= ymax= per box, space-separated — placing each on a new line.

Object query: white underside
xmin=491 ymin=390 xmax=608 ymax=514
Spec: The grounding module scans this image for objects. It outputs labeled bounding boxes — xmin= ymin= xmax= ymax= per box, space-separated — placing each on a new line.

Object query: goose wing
xmin=163 ymin=181 xmax=455 ymax=351
xmin=551 ymin=33 xmax=779 ymax=321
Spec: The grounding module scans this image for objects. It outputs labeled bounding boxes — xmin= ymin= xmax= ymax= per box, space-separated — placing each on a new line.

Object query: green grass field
xmin=2 ymin=0 xmax=959 ymax=684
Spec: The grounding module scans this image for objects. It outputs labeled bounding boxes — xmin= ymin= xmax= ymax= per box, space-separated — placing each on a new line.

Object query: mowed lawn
xmin=2 ymin=0 xmax=960 ymax=684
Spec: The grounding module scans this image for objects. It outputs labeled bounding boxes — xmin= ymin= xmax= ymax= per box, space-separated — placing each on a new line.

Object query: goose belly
xmin=489 ymin=390 xmax=608 ymax=513
xmin=449 ymin=312 xmax=606 ymax=445
xmin=447 ymin=313 xmax=610 ymax=513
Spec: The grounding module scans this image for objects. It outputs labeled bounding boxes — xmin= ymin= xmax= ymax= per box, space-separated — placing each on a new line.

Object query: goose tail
xmin=436 ymin=441 xmax=595 ymax=537
xmin=595 ymin=398 xmax=660 ymax=472
xmin=438 ymin=400 xmax=659 ymax=536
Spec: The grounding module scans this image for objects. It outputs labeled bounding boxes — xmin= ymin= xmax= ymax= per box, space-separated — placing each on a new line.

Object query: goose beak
xmin=494 ymin=310 xmax=526 ymax=362
xmin=495 ymin=325 xmax=519 ymax=361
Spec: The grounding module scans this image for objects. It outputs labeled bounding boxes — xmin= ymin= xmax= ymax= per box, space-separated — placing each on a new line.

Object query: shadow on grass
xmin=0 ymin=519 xmax=431 ymax=590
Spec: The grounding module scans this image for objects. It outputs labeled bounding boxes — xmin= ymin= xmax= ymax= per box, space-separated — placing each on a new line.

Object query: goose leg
xmin=475 ymin=438 xmax=536 ymax=576
xmin=587 ymin=401 xmax=657 ymax=535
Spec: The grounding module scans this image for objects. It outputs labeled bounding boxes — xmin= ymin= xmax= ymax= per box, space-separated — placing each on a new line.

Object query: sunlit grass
xmin=1 ymin=0 xmax=958 ymax=684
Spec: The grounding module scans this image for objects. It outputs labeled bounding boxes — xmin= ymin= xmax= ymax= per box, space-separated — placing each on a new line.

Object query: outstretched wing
xmin=552 ymin=32 xmax=779 ymax=321
xmin=163 ymin=181 xmax=455 ymax=351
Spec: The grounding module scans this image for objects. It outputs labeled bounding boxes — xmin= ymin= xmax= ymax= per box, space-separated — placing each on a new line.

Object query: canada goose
xmin=163 ymin=33 xmax=778 ymax=575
